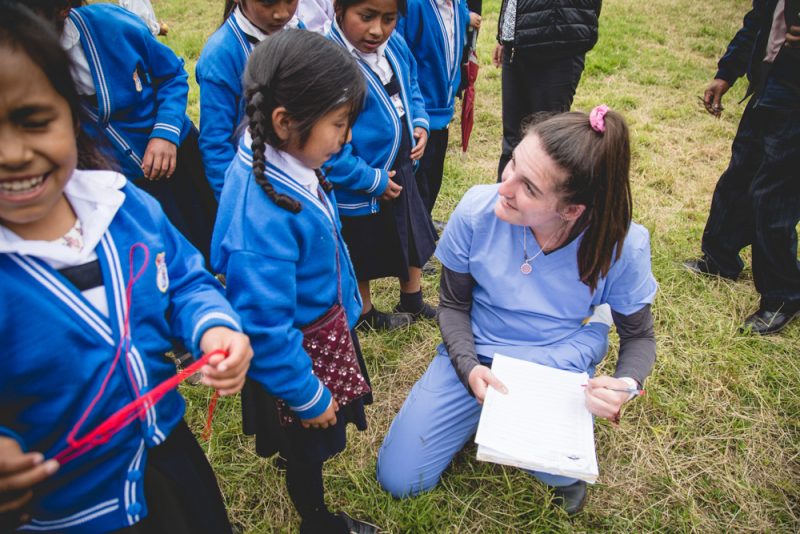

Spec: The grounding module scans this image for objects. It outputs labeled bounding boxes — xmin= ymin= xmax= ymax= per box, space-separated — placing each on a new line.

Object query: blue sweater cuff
xmin=0 ymin=427 xmax=27 ymax=452
xmin=190 ymin=312 xmax=242 ymax=355
xmin=150 ymin=122 xmax=182 ymax=146
xmin=290 ymin=378 xmax=333 ymax=419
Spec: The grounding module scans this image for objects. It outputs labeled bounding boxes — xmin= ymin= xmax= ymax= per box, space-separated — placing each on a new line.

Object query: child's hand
xmin=584 ymin=376 xmax=630 ymax=423
xmin=468 ymin=365 xmax=508 ymax=404
xmin=142 ymin=138 xmax=178 ymax=180
xmin=379 ymin=173 xmax=403 ymax=201
xmin=410 ymin=128 xmax=428 ymax=161
xmin=198 ymin=326 xmax=254 ymax=396
xmin=492 ymin=43 xmax=503 ymax=68
xmin=0 ymin=437 xmax=59 ymax=526
xmin=300 ymin=399 xmax=339 ymax=430
xmin=469 ymin=12 xmax=481 ymax=29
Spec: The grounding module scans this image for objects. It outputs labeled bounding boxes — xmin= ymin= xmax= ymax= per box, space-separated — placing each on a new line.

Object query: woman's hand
xmin=584 ymin=376 xmax=632 ymax=422
xmin=141 ymin=138 xmax=178 ymax=180
xmin=410 ymin=127 xmax=428 ymax=161
xmin=379 ymin=173 xmax=403 ymax=201
xmin=469 ymin=12 xmax=481 ymax=29
xmin=0 ymin=437 xmax=59 ymax=526
xmin=492 ymin=43 xmax=503 ymax=68
xmin=199 ymin=326 xmax=254 ymax=396
xmin=786 ymin=25 xmax=800 ymax=48
xmin=468 ymin=365 xmax=508 ymax=404
xmin=300 ymin=399 xmax=339 ymax=429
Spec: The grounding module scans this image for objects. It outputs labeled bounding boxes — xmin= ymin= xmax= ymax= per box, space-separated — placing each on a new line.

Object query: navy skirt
xmin=241 ymin=330 xmax=372 ymax=464
xmin=341 ymin=121 xmax=438 ymax=282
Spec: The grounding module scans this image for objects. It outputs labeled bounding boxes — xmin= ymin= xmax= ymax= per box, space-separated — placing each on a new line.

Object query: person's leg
xmin=377 ymin=354 xmax=482 ymax=497
xmin=285 ymin=457 xmax=348 ymax=534
xmin=416 ymin=128 xmax=449 ymax=214
xmin=748 ymin=107 xmax=800 ymax=312
xmin=700 ymin=100 xmax=764 ymax=277
xmin=526 ymin=53 xmax=586 ymax=113
xmin=358 ymin=280 xmax=373 ymax=313
xmin=498 ymin=45 xmax=530 ymax=181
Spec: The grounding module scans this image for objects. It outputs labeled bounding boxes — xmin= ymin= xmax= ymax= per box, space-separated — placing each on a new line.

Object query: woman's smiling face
xmin=0 ymin=45 xmax=77 ymax=232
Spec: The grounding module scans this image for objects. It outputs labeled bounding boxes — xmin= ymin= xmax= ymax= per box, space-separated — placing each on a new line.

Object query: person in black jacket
xmin=685 ymin=0 xmax=800 ymax=335
xmin=493 ymin=0 xmax=602 ymax=181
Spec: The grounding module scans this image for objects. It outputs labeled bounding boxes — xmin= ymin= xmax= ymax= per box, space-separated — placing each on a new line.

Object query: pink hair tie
xmin=589 ymin=104 xmax=610 ymax=133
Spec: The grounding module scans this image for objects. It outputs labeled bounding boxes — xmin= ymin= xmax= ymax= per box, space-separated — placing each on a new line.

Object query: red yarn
xmin=53 ymin=243 xmax=227 ymax=465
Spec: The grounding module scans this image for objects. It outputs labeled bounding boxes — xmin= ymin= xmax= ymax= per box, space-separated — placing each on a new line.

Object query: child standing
xmin=212 ymin=30 xmax=377 ymax=534
xmin=397 ymin=0 xmax=479 ymax=214
xmin=0 ymin=4 xmax=253 ymax=532
xmin=17 ymin=0 xmax=217 ymax=263
xmin=196 ymin=0 xmax=304 ymax=199
xmin=327 ymin=0 xmax=438 ymax=330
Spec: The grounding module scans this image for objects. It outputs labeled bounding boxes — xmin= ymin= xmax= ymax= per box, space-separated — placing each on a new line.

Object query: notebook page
xmin=474 ymin=354 xmax=598 ymax=482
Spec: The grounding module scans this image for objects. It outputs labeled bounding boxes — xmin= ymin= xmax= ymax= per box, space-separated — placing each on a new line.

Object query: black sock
xmin=285 ymin=458 xmax=347 ymax=534
xmin=399 ymin=290 xmax=424 ymax=313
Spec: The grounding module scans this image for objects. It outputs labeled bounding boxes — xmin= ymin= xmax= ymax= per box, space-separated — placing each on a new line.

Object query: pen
xmin=581 ymin=384 xmax=646 ymax=396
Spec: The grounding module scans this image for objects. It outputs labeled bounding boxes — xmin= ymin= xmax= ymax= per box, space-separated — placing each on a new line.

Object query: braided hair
xmin=242 ymin=29 xmax=365 ymax=212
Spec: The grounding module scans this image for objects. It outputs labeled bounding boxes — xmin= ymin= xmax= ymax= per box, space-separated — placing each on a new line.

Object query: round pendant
xmin=520 ymin=262 xmax=532 ymax=275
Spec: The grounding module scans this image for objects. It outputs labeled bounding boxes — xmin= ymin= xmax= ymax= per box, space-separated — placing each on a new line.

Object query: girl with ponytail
xmin=211 ymin=30 xmax=379 ymax=533
xmin=377 ymin=107 xmax=658 ymax=516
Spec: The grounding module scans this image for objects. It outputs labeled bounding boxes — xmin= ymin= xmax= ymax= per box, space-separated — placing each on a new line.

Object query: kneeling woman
xmin=376 ymin=108 xmax=658 ymax=514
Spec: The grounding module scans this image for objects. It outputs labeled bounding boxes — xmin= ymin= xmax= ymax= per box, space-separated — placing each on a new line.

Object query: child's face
xmin=337 ymin=0 xmax=398 ymax=53
xmin=284 ymin=106 xmax=352 ymax=170
xmin=0 ymin=47 xmax=77 ymax=230
xmin=240 ymin=0 xmax=299 ymax=35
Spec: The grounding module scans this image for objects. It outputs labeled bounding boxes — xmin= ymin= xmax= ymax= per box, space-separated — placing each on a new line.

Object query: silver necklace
xmin=520 ymin=226 xmax=560 ymax=275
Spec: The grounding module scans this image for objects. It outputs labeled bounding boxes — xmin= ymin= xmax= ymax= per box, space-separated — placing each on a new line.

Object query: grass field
xmin=143 ymin=0 xmax=800 ymax=531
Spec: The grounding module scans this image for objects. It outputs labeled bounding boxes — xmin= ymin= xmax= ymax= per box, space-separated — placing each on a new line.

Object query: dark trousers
xmin=497 ymin=46 xmax=586 ymax=181
xmin=416 ymin=128 xmax=450 ymax=214
xmin=701 ymin=100 xmax=800 ymax=311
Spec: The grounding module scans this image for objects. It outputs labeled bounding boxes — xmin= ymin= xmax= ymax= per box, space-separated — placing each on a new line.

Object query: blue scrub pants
xmin=377 ymin=323 xmax=609 ymax=498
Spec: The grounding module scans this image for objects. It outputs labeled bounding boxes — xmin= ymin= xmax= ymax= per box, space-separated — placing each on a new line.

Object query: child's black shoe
xmin=394 ymin=300 xmax=437 ymax=321
xmin=357 ymin=306 xmax=413 ymax=331
xmin=338 ymin=512 xmax=379 ymax=534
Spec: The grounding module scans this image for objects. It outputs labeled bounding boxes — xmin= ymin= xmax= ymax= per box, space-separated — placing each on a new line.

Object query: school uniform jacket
xmin=397 ymin=0 xmax=470 ymax=129
xmin=212 ymin=134 xmax=363 ymax=419
xmin=326 ymin=27 xmax=430 ymax=217
xmin=196 ymin=17 xmax=307 ymax=199
xmin=69 ymin=4 xmax=192 ymax=179
xmin=0 ymin=171 xmax=241 ymax=533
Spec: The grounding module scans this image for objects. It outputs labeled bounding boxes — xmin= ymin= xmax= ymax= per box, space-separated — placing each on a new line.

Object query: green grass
xmin=146 ymin=0 xmax=800 ymax=531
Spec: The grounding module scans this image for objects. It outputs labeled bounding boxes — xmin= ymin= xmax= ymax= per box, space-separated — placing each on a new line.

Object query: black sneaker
xmin=357 ymin=306 xmax=413 ymax=331
xmin=683 ymin=257 xmax=738 ymax=281
xmin=551 ymin=480 xmax=587 ymax=516
xmin=338 ymin=512 xmax=379 ymax=534
xmin=394 ymin=300 xmax=437 ymax=321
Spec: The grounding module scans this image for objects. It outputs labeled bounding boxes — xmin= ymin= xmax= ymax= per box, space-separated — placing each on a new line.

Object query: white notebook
xmin=474 ymin=354 xmax=599 ymax=483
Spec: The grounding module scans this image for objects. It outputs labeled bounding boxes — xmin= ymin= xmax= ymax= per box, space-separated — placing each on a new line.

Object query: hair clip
xmin=589 ymin=104 xmax=609 ymax=134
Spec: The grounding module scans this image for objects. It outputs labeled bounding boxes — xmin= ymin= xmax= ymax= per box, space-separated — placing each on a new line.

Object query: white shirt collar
xmin=233 ymin=6 xmax=269 ymax=41
xmin=0 ymin=170 xmax=126 ymax=268
xmin=243 ymin=130 xmax=319 ymax=191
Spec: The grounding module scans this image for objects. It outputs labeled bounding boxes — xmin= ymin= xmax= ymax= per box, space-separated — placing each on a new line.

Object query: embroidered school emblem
xmin=133 ymin=70 xmax=143 ymax=92
xmin=155 ymin=252 xmax=169 ymax=293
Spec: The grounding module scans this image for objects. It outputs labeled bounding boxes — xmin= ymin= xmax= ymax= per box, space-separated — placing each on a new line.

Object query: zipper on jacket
xmin=510 ymin=46 xmax=516 ymax=64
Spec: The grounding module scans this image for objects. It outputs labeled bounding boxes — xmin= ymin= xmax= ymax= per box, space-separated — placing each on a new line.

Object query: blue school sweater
xmin=397 ymin=0 xmax=470 ymax=129
xmin=326 ymin=27 xmax=430 ymax=216
xmin=69 ymin=4 xmax=192 ymax=179
xmin=0 ymin=171 xmax=241 ymax=533
xmin=196 ymin=18 xmax=307 ymax=198
xmin=212 ymin=135 xmax=362 ymax=419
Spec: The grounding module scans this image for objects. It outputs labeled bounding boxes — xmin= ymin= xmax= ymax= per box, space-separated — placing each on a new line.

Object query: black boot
xmin=551 ymin=480 xmax=587 ymax=516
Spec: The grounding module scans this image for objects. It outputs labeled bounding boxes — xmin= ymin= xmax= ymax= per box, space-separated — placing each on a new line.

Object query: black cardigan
xmin=496 ymin=0 xmax=602 ymax=60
